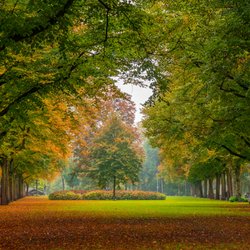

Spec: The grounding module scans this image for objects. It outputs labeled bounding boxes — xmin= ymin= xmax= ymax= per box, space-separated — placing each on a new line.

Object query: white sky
xmin=116 ymin=82 xmax=153 ymax=123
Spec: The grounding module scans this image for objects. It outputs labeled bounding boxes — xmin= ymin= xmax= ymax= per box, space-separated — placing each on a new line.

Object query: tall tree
xmin=88 ymin=115 xmax=142 ymax=198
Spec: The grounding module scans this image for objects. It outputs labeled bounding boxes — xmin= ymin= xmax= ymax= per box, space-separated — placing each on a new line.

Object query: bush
xmin=83 ymin=190 xmax=113 ymax=200
xmin=83 ymin=190 xmax=166 ymax=200
xmin=48 ymin=191 xmax=81 ymax=200
xmin=49 ymin=190 xmax=166 ymax=200
xmin=229 ymin=196 xmax=248 ymax=202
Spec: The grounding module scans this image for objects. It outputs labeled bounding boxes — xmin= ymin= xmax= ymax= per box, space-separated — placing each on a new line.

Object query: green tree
xmin=139 ymin=140 xmax=159 ymax=191
xmin=88 ymin=115 xmax=142 ymax=198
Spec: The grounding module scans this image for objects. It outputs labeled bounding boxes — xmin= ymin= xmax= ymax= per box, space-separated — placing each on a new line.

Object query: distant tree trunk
xmin=35 ymin=179 xmax=38 ymax=195
xmin=18 ymin=176 xmax=24 ymax=198
xmin=191 ymin=184 xmax=195 ymax=196
xmin=198 ymin=181 xmax=203 ymax=198
xmin=208 ymin=178 xmax=214 ymax=199
xmin=61 ymin=176 xmax=65 ymax=191
xmin=161 ymin=179 xmax=164 ymax=193
xmin=234 ymin=163 xmax=241 ymax=199
xmin=177 ymin=183 xmax=181 ymax=196
xmin=113 ymin=176 xmax=116 ymax=199
xmin=25 ymin=182 xmax=29 ymax=196
xmin=9 ymin=173 xmax=13 ymax=202
xmin=1 ymin=158 xmax=9 ymax=205
xmin=15 ymin=177 xmax=19 ymax=200
xmin=203 ymin=179 xmax=208 ymax=198
xmin=184 ymin=180 xmax=187 ymax=196
xmin=221 ymin=172 xmax=226 ymax=200
xmin=215 ymin=174 xmax=220 ymax=200
xmin=43 ymin=184 xmax=47 ymax=195
xmin=11 ymin=173 xmax=17 ymax=201
xmin=226 ymin=169 xmax=233 ymax=198
xmin=9 ymin=160 xmax=14 ymax=202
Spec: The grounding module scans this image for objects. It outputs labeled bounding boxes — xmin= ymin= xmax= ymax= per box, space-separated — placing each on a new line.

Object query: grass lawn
xmin=0 ymin=196 xmax=249 ymax=249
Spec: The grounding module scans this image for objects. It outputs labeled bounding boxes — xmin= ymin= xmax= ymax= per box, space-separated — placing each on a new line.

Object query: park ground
xmin=0 ymin=197 xmax=249 ymax=250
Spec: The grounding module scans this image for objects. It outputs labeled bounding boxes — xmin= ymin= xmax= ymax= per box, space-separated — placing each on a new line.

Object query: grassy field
xmin=53 ymin=196 xmax=250 ymax=217
xmin=0 ymin=196 xmax=249 ymax=249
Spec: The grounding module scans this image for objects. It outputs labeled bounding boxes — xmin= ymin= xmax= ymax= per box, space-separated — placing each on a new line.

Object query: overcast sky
xmin=116 ymin=82 xmax=153 ymax=123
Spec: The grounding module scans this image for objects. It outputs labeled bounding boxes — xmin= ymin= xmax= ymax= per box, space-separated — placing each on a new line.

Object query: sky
xmin=116 ymin=82 xmax=153 ymax=123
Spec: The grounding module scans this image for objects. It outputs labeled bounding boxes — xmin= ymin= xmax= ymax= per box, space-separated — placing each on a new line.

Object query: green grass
xmin=47 ymin=196 xmax=249 ymax=218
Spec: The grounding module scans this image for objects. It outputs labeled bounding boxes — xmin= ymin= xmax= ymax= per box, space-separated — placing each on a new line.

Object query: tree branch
xmin=221 ymin=144 xmax=248 ymax=160
xmin=0 ymin=0 xmax=75 ymax=51
xmin=105 ymin=8 xmax=110 ymax=42
xmin=241 ymin=136 xmax=250 ymax=148
xmin=219 ymin=80 xmax=246 ymax=98
xmin=0 ymin=50 xmax=87 ymax=118
xmin=98 ymin=0 xmax=111 ymax=10
xmin=0 ymin=86 xmax=40 ymax=117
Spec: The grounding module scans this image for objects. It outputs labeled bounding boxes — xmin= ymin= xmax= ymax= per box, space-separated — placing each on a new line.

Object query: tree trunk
xmin=35 ymin=179 xmax=38 ymax=195
xmin=1 ymin=158 xmax=9 ymax=205
xmin=190 ymin=184 xmax=195 ymax=196
xmin=204 ymin=179 xmax=208 ymax=198
xmin=184 ymin=180 xmax=187 ymax=196
xmin=15 ymin=177 xmax=19 ymax=200
xmin=18 ymin=176 xmax=24 ymax=198
xmin=208 ymin=178 xmax=214 ymax=199
xmin=198 ymin=181 xmax=203 ymax=198
xmin=226 ymin=169 xmax=233 ymax=198
xmin=177 ymin=183 xmax=181 ymax=196
xmin=11 ymin=173 xmax=17 ymax=201
xmin=221 ymin=172 xmax=226 ymax=200
xmin=215 ymin=174 xmax=220 ymax=200
xmin=234 ymin=163 xmax=241 ymax=199
xmin=113 ymin=176 xmax=116 ymax=199
xmin=61 ymin=176 xmax=65 ymax=191
xmin=161 ymin=179 xmax=164 ymax=193
xmin=9 ymin=172 xmax=13 ymax=202
xmin=25 ymin=182 xmax=29 ymax=196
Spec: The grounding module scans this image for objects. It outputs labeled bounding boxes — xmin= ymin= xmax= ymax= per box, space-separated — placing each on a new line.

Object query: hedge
xmin=229 ymin=196 xmax=248 ymax=202
xmin=48 ymin=190 xmax=166 ymax=200
xmin=48 ymin=191 xmax=82 ymax=200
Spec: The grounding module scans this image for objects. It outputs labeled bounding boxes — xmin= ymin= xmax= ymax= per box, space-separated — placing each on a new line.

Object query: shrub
xmin=83 ymin=190 xmax=113 ymax=200
xmin=229 ymin=196 xmax=248 ymax=202
xmin=49 ymin=190 xmax=166 ymax=200
xmin=83 ymin=190 xmax=166 ymax=200
xmin=48 ymin=191 xmax=81 ymax=200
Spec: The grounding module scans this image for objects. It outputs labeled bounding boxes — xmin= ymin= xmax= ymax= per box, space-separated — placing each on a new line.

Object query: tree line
xmin=0 ymin=0 xmax=158 ymax=205
xmin=142 ymin=0 xmax=250 ymax=199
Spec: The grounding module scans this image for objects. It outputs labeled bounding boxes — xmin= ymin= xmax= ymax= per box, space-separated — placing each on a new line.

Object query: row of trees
xmin=0 ymin=0 xmax=161 ymax=204
xmin=142 ymin=0 xmax=250 ymax=199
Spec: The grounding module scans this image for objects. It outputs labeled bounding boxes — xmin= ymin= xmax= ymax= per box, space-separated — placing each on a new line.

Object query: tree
xmin=139 ymin=140 xmax=159 ymax=191
xmin=88 ymin=115 xmax=142 ymax=198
